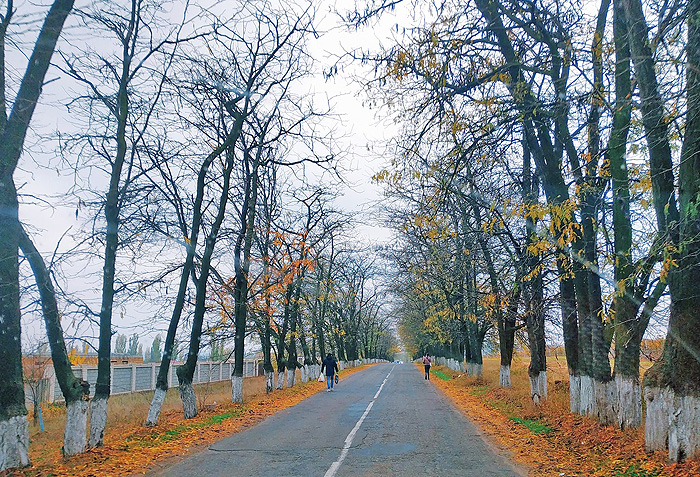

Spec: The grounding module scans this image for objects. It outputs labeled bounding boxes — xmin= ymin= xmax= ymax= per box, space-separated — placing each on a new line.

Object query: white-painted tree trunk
xmin=275 ymin=371 xmax=285 ymax=390
xmin=179 ymin=382 xmax=197 ymax=419
xmin=0 ymin=415 xmax=30 ymax=471
xmin=265 ymin=371 xmax=274 ymax=393
xmin=499 ymin=365 xmax=511 ymax=388
xmin=616 ymin=375 xmax=641 ymax=430
xmin=645 ymin=387 xmax=700 ymax=462
xmin=579 ymin=375 xmax=594 ymax=416
xmin=88 ymin=397 xmax=108 ymax=448
xmin=569 ymin=375 xmax=581 ymax=414
xmin=644 ymin=386 xmax=670 ymax=453
xmin=286 ymin=368 xmax=295 ymax=388
xmin=595 ymin=379 xmax=617 ymax=425
xmin=529 ymin=371 xmax=547 ymax=405
xmin=63 ymin=400 xmax=88 ymax=456
xmin=300 ymin=365 xmax=309 ymax=383
xmin=231 ymin=375 xmax=243 ymax=404
xmin=145 ymin=388 xmax=166 ymax=427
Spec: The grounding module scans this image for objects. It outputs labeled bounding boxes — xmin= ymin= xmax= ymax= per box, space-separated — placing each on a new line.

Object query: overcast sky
xmin=14 ymin=0 xmax=418 ymax=350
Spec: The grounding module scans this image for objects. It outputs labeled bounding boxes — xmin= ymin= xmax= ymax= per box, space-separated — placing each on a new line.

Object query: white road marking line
xmin=324 ymin=366 xmax=394 ymax=477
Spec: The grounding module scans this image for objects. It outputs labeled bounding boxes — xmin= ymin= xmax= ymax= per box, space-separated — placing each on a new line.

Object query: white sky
xmin=15 ymin=0 xmax=415 ymax=350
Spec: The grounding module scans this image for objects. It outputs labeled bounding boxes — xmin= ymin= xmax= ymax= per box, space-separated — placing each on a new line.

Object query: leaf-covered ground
xmin=6 ymin=367 xmax=367 ymax=477
xmin=426 ymin=359 xmax=700 ymax=477
xmin=6 ymin=360 xmax=699 ymax=476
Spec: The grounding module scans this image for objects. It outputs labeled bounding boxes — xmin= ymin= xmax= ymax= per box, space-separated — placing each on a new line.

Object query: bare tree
xmin=56 ymin=0 xmax=190 ymax=444
xmin=19 ymin=228 xmax=89 ymax=455
xmin=0 ymin=0 xmax=74 ymax=470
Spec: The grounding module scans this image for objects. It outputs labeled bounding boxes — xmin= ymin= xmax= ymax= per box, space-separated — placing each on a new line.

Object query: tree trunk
xmin=285 ymin=281 xmax=300 ymax=388
xmin=0 ymin=416 xmax=30 ymax=470
xmin=262 ymin=312 xmax=274 ymax=393
xmin=526 ymin=273 xmax=547 ymax=404
xmin=276 ymin=369 xmax=286 ymax=390
xmin=622 ymin=0 xmax=700 ymax=460
xmin=18 ymin=227 xmax=89 ymax=452
xmin=147 ymin=90 xmax=247 ymax=426
xmin=231 ymin=375 xmax=243 ymax=404
xmin=88 ymin=396 xmax=108 ymax=448
xmin=178 ymin=381 xmax=197 ymax=419
xmin=64 ymin=400 xmax=89 ymax=456
xmin=608 ymin=0 xmax=646 ymax=430
xmin=0 ymin=0 xmax=74 ymax=469
xmin=265 ymin=370 xmax=275 ymax=393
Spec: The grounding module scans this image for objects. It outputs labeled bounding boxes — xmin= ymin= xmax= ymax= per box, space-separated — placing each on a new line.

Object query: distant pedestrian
xmin=422 ymin=354 xmax=431 ymax=380
xmin=321 ymin=353 xmax=339 ymax=392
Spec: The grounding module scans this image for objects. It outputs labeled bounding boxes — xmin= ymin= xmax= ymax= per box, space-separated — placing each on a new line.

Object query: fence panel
xmin=86 ymin=368 xmax=98 ymax=397
xmin=134 ymin=366 xmax=152 ymax=391
xmin=43 ymin=360 xmax=257 ymax=403
xmin=112 ymin=367 xmax=132 ymax=394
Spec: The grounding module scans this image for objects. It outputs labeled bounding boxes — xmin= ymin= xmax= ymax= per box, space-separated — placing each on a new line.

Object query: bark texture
xmin=265 ymin=371 xmax=274 ymax=393
xmin=286 ymin=368 xmax=296 ymax=388
xmin=529 ymin=372 xmax=547 ymax=405
xmin=616 ymin=375 xmax=641 ymax=430
xmin=276 ymin=371 xmax=285 ymax=390
xmin=569 ymin=375 xmax=581 ymax=414
xmin=63 ymin=400 xmax=88 ymax=456
xmin=179 ymin=382 xmax=197 ymax=419
xmin=88 ymin=397 xmax=108 ymax=449
xmin=145 ymin=388 xmax=167 ymax=427
xmin=231 ymin=376 xmax=243 ymax=404
xmin=0 ymin=416 xmax=30 ymax=470
xmin=644 ymin=388 xmax=700 ymax=461
xmin=499 ymin=365 xmax=511 ymax=388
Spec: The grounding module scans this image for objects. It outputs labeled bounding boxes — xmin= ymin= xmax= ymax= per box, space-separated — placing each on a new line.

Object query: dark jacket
xmin=321 ymin=356 xmax=338 ymax=376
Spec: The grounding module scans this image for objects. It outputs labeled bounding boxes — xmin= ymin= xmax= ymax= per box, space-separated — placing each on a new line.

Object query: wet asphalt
xmin=145 ymin=363 xmax=526 ymax=477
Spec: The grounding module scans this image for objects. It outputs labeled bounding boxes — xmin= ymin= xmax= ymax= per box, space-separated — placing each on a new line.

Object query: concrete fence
xmin=29 ymin=359 xmax=260 ymax=404
xmin=27 ymin=357 xmax=386 ymax=405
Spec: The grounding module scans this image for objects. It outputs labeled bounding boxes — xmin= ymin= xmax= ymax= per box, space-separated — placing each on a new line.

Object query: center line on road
xmin=324 ymin=366 xmax=394 ymax=477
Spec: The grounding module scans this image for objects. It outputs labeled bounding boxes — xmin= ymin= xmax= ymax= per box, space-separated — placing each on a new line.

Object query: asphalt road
xmin=147 ymin=363 xmax=526 ymax=477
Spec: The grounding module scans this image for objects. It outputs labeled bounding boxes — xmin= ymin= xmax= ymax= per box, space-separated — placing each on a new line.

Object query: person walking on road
xmin=321 ymin=353 xmax=339 ymax=392
xmin=422 ymin=354 xmax=431 ymax=380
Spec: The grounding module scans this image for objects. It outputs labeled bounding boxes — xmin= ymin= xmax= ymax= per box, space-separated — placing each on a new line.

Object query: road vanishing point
xmin=147 ymin=363 xmax=526 ymax=477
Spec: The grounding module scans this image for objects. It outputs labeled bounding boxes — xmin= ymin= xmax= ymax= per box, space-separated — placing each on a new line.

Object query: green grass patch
xmin=486 ymin=399 xmax=517 ymax=415
xmin=508 ymin=417 xmax=553 ymax=435
xmin=608 ymin=463 xmax=660 ymax=477
xmin=141 ymin=408 xmax=247 ymax=446
xmin=200 ymin=408 xmax=245 ymax=426
xmin=468 ymin=385 xmax=490 ymax=396
xmin=432 ymin=370 xmax=452 ymax=380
